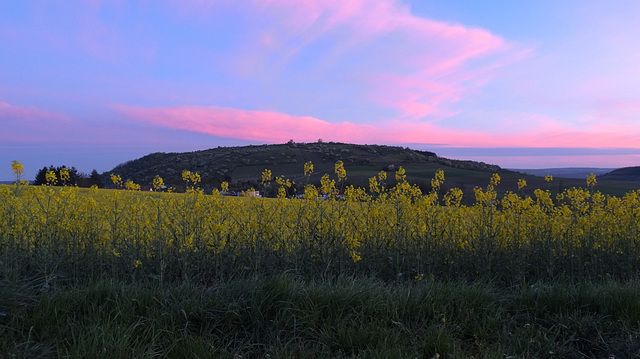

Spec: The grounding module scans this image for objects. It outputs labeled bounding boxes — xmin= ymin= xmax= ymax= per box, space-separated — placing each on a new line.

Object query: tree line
xmin=33 ymin=165 xmax=103 ymax=188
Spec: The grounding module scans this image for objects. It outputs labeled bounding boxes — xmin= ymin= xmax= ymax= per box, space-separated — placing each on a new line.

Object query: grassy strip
xmin=2 ymin=274 xmax=640 ymax=358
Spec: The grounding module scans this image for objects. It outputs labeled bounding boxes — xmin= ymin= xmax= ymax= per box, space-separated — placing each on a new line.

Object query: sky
xmin=3 ymin=0 xmax=640 ymax=180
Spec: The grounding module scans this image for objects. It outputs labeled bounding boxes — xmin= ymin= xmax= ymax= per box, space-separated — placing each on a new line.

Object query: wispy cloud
xmin=168 ymin=0 xmax=517 ymax=120
xmin=114 ymin=103 xmax=640 ymax=149
xmin=0 ymin=101 xmax=70 ymax=122
xmin=112 ymin=104 xmax=379 ymax=143
xmin=1 ymin=101 xmax=182 ymax=147
xmin=0 ymin=101 xmax=72 ymax=143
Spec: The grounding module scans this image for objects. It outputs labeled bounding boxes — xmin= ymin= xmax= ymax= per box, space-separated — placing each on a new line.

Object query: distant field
xmin=510 ymin=167 xmax=616 ymax=179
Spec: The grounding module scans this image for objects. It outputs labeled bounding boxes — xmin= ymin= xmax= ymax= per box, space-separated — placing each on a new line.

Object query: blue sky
xmin=2 ymin=1 xmax=640 ymax=180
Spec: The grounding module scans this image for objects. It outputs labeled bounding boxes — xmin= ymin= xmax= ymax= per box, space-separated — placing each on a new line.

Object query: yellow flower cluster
xmin=125 ymin=180 xmax=141 ymax=191
xmin=261 ymin=169 xmax=272 ymax=185
xmin=46 ymin=170 xmax=57 ymax=185
xmin=11 ymin=160 xmax=25 ymax=181
xmin=59 ymin=167 xmax=70 ymax=185
xmin=153 ymin=175 xmax=164 ymax=191
xmin=304 ymin=161 xmax=314 ymax=177
xmin=110 ymin=174 xmax=122 ymax=188
xmin=335 ymin=160 xmax=347 ymax=182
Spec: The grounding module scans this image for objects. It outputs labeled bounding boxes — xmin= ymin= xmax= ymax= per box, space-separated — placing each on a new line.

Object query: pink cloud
xmin=168 ymin=0 xmax=518 ymax=120
xmin=112 ymin=104 xmax=380 ymax=143
xmin=372 ymin=75 xmax=463 ymax=119
xmin=0 ymin=101 xmax=164 ymax=146
xmin=276 ymin=0 xmax=516 ymax=120
xmin=0 ymin=101 xmax=73 ymax=142
xmin=1 ymin=101 xmax=203 ymax=147
xmin=0 ymin=101 xmax=70 ymax=122
xmin=592 ymin=98 xmax=640 ymax=123
xmin=114 ymin=104 xmax=640 ymax=150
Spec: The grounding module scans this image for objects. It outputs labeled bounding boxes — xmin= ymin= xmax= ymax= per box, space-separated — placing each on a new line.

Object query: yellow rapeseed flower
xmin=261 ymin=169 xmax=272 ymax=185
xmin=125 ymin=180 xmax=140 ymax=191
xmin=46 ymin=170 xmax=57 ymax=185
xmin=395 ymin=166 xmax=406 ymax=182
xmin=190 ymin=172 xmax=201 ymax=185
xmin=490 ymin=173 xmax=500 ymax=186
xmin=153 ymin=175 xmax=164 ymax=191
xmin=304 ymin=161 xmax=314 ymax=177
xmin=444 ymin=188 xmax=463 ymax=207
xmin=335 ymin=160 xmax=347 ymax=181
xmin=378 ymin=170 xmax=387 ymax=182
xmin=182 ymin=170 xmax=192 ymax=182
xmin=517 ymin=179 xmax=527 ymax=190
xmin=110 ymin=174 xmax=122 ymax=187
xmin=320 ymin=174 xmax=336 ymax=196
xmin=11 ymin=160 xmax=25 ymax=182
xmin=369 ymin=176 xmax=379 ymax=193
xmin=59 ymin=167 xmax=70 ymax=185
xmin=431 ymin=170 xmax=444 ymax=191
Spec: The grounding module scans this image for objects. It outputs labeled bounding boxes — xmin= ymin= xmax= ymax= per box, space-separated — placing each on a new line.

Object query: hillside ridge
xmin=599 ymin=166 xmax=640 ymax=181
xmin=104 ymin=142 xmax=504 ymax=190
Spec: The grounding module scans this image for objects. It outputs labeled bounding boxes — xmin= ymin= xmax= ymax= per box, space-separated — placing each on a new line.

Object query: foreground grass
xmin=2 ymin=274 xmax=640 ymax=358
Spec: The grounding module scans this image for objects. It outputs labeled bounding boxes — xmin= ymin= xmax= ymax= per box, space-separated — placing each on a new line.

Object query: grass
xmin=2 ymin=274 xmax=640 ymax=358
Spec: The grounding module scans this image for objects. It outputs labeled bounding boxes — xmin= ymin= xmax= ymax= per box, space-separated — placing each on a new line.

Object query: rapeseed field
xmin=3 ymin=161 xmax=639 ymax=284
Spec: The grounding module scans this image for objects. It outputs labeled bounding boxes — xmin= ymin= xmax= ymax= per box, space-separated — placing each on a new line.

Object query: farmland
xmin=2 ymin=162 xmax=640 ymax=357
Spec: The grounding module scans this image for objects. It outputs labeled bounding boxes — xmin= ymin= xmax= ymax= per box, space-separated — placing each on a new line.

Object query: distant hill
xmin=103 ymin=142 xmax=640 ymax=197
xmin=509 ymin=167 xmax=617 ymax=179
xmin=599 ymin=166 xmax=640 ymax=181
xmin=104 ymin=142 xmax=507 ymax=192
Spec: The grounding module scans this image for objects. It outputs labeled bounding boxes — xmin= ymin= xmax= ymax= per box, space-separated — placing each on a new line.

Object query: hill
xmin=105 ymin=142 xmax=508 ymax=192
xmin=509 ymin=167 xmax=616 ymax=179
xmin=104 ymin=142 xmax=639 ymax=197
xmin=599 ymin=166 xmax=640 ymax=181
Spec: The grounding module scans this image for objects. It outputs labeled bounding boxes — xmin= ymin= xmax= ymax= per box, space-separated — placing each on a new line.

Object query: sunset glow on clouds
xmin=2 ymin=0 xmax=640 ymax=179
xmin=113 ymin=104 xmax=640 ymax=149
